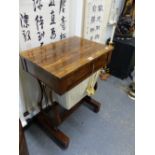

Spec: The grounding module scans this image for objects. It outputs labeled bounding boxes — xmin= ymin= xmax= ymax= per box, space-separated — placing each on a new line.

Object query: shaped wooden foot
xmin=35 ymin=112 xmax=69 ymax=149
xmin=83 ymin=96 xmax=101 ymax=113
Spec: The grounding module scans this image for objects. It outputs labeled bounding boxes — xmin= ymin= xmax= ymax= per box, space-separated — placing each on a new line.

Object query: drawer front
xmin=93 ymin=53 xmax=107 ymax=70
xmin=20 ymin=52 xmax=111 ymax=95
xmin=59 ymin=53 xmax=108 ymax=94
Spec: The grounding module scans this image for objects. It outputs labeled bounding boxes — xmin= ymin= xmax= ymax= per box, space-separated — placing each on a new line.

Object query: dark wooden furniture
xmin=108 ymin=37 xmax=135 ymax=79
xmin=19 ymin=120 xmax=29 ymax=155
xmin=20 ymin=36 xmax=113 ymax=149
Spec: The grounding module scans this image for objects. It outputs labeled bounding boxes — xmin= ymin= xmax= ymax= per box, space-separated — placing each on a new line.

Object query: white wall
xmin=69 ymin=0 xmax=84 ymax=37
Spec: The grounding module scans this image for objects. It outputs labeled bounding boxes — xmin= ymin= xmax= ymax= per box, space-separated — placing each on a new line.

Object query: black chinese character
xmin=32 ymin=0 xmax=43 ymax=12
xmin=60 ymin=16 xmax=66 ymax=30
xmin=35 ymin=15 xmax=44 ymax=31
xmin=90 ymin=28 xmax=95 ymax=32
xmin=95 ymin=34 xmax=100 ymax=39
xmin=50 ymin=28 xmax=56 ymax=39
xmin=50 ymin=10 xmax=56 ymax=25
xmin=98 ymin=5 xmax=103 ymax=12
xmin=22 ymin=30 xmax=31 ymax=41
xmin=92 ymin=5 xmax=97 ymax=12
xmin=20 ymin=13 xmax=29 ymax=28
xmin=60 ymin=33 xmax=66 ymax=40
xmin=96 ymin=26 xmax=100 ymax=30
xmin=37 ymin=31 xmax=45 ymax=41
xmin=40 ymin=42 xmax=44 ymax=46
xmin=97 ymin=16 xmax=101 ymax=22
xmin=59 ymin=0 xmax=66 ymax=14
xmin=91 ymin=16 xmax=95 ymax=23
xmin=49 ymin=0 xmax=55 ymax=7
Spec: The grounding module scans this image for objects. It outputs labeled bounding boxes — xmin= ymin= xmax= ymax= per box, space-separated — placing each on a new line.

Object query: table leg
xmin=36 ymin=80 xmax=69 ymax=149
xmin=35 ymin=80 xmax=101 ymax=149
xmin=83 ymin=96 xmax=101 ymax=113
xmin=52 ymin=102 xmax=62 ymax=126
xmin=37 ymin=80 xmax=44 ymax=110
xmin=35 ymin=111 xmax=69 ymax=149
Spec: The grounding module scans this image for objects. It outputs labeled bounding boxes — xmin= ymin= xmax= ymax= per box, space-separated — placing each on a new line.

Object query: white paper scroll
xmin=19 ymin=0 xmax=70 ymax=51
xmin=83 ymin=0 xmax=105 ymax=43
xmin=108 ymin=0 xmax=122 ymax=25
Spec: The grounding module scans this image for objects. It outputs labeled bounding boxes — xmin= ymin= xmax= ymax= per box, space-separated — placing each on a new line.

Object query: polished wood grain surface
xmin=20 ymin=36 xmax=113 ymax=78
xmin=20 ymin=37 xmax=113 ymax=148
xmin=20 ymin=36 xmax=113 ymax=94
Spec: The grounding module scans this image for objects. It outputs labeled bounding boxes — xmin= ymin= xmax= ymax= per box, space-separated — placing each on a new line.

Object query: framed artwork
xmin=83 ymin=0 xmax=105 ymax=43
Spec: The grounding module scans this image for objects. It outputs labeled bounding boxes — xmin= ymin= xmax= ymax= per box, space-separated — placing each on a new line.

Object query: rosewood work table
xmin=20 ymin=36 xmax=113 ymax=149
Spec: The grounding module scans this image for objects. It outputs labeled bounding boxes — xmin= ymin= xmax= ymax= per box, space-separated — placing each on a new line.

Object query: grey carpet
xmin=25 ymin=76 xmax=135 ymax=155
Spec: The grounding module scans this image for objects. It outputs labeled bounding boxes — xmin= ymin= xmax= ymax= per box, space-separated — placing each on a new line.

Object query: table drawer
xmin=59 ymin=53 xmax=108 ymax=94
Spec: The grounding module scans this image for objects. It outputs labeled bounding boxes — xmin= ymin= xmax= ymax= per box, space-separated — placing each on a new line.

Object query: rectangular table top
xmin=20 ymin=36 xmax=113 ymax=94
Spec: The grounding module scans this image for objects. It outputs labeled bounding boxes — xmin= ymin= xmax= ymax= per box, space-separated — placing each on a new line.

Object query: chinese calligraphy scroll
xmin=19 ymin=0 xmax=69 ymax=50
xmin=83 ymin=0 xmax=105 ymax=43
